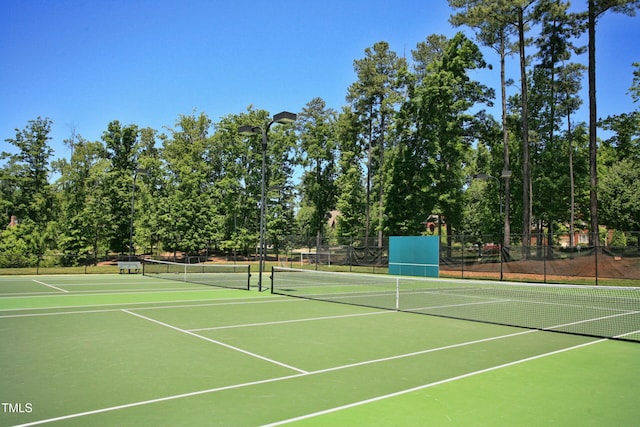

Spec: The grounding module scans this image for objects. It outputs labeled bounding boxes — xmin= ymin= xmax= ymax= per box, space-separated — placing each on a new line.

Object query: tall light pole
xmin=129 ymin=168 xmax=148 ymax=260
xmin=239 ymin=111 xmax=297 ymax=291
xmin=472 ymin=170 xmax=511 ymax=280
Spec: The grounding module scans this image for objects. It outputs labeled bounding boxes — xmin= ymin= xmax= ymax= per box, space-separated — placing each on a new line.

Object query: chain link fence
xmin=1 ymin=232 xmax=639 ymax=284
xmin=441 ymin=232 xmax=640 ymax=285
xmin=0 ymin=252 xmax=127 ymax=274
xmin=280 ymin=232 xmax=640 ymax=284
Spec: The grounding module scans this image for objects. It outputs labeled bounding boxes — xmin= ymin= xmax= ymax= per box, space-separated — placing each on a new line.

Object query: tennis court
xmin=1 ymin=272 xmax=638 ymax=426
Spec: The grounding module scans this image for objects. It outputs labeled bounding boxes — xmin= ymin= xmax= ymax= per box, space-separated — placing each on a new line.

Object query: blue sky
xmin=1 ymin=0 xmax=638 ymax=164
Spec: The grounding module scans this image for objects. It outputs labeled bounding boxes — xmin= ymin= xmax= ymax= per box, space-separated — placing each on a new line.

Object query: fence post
xmin=461 ymin=234 xmax=465 ymax=279
xmin=543 ymin=244 xmax=547 ymax=283
xmin=595 ymin=232 xmax=599 ymax=286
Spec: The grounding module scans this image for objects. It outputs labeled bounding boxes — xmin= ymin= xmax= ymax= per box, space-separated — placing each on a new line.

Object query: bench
xmin=118 ymin=261 xmax=141 ymax=274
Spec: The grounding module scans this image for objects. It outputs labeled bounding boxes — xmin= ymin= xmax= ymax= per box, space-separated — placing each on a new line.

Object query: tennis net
xmin=270 ymin=267 xmax=640 ymax=342
xmin=143 ymin=259 xmax=251 ymax=290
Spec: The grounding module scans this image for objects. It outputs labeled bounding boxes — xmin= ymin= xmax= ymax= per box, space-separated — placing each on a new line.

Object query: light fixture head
xmin=501 ymin=170 xmax=513 ymax=179
xmin=238 ymin=125 xmax=259 ymax=136
xmin=273 ymin=111 xmax=297 ymax=124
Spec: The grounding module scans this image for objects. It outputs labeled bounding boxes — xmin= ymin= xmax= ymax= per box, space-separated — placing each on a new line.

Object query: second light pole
xmin=472 ymin=170 xmax=511 ymax=280
xmin=239 ymin=111 xmax=297 ymax=291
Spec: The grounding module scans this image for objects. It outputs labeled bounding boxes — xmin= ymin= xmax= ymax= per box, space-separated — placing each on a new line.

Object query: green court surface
xmin=1 ymin=274 xmax=638 ymax=426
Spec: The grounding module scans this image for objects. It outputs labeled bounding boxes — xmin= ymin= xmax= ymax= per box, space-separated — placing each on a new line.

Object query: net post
xmin=270 ymin=266 xmax=275 ymax=293
xmin=395 ymin=277 xmax=400 ymax=311
xmin=247 ymin=264 xmax=251 ymax=290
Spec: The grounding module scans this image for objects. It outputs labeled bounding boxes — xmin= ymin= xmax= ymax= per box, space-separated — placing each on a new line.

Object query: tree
xmin=102 ymin=120 xmax=140 ymax=254
xmin=586 ymin=0 xmax=640 ymax=245
xmin=297 ymin=98 xmax=338 ymax=251
xmin=133 ymin=127 xmax=162 ymax=255
xmin=599 ymin=158 xmax=640 ymax=231
xmin=449 ymin=0 xmax=519 ymax=250
xmin=630 ymin=62 xmax=640 ymax=103
xmin=412 ymin=34 xmax=449 ymax=82
xmin=388 ymin=33 xmax=494 ymax=238
xmin=598 ymin=63 xmax=640 ymax=233
xmin=334 ymin=107 xmax=366 ymax=243
xmin=2 ymin=117 xmax=56 ymax=226
xmin=528 ymin=0 xmax=585 ymax=246
xmin=600 ymin=112 xmax=640 ymax=163
xmin=211 ymin=111 xmax=259 ymax=257
xmin=433 ymin=34 xmax=494 ymax=237
xmin=159 ymin=113 xmax=218 ymax=255
xmin=512 ymin=1 xmax=538 ymax=256
xmin=0 ymin=151 xmax=21 ymax=224
xmin=449 ymin=0 xmax=537 ymax=254
xmin=346 ymin=41 xmax=406 ymax=247
xmin=557 ymin=62 xmax=587 ymax=247
xmin=55 ymin=134 xmax=111 ymax=263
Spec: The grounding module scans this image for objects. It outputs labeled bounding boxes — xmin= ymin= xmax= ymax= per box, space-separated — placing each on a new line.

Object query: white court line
xmin=12 ymin=330 xmax=605 ymax=427
xmin=0 ymin=300 xmax=292 ymax=319
xmin=542 ymin=309 xmax=640 ymax=331
xmin=407 ymin=299 xmax=510 ymax=312
xmin=12 ymin=373 xmax=306 ymax=427
xmin=0 ymin=288 xmax=223 ymax=300
xmin=310 ymin=329 xmax=538 ymax=374
xmin=122 ymin=309 xmax=308 ymax=374
xmin=189 ymin=310 xmax=392 ymax=331
xmin=0 ymin=297 xmax=299 ymax=316
xmin=0 ymin=287 xmax=210 ymax=297
xmin=617 ymin=329 xmax=640 ymax=338
xmin=32 ymin=279 xmax=68 ymax=293
xmin=262 ymin=338 xmax=607 ymax=426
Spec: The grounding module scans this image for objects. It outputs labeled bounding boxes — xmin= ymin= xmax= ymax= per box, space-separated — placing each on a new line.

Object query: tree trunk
xmin=316 ymin=228 xmax=321 ymax=268
xmin=378 ymin=113 xmax=385 ymax=249
xmin=500 ymin=30 xmax=511 ymax=258
xmin=588 ymin=0 xmax=599 ymax=247
xmin=365 ymin=106 xmax=373 ymax=248
xmin=568 ymin=108 xmax=575 ymax=248
xmin=519 ymin=9 xmax=531 ymax=259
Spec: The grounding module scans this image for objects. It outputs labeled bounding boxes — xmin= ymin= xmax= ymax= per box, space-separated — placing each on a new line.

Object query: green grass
xmin=1 ymin=274 xmax=639 ymax=426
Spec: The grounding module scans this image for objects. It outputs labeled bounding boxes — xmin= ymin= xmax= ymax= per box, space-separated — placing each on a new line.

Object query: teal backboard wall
xmin=388 ymin=236 xmax=439 ymax=277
